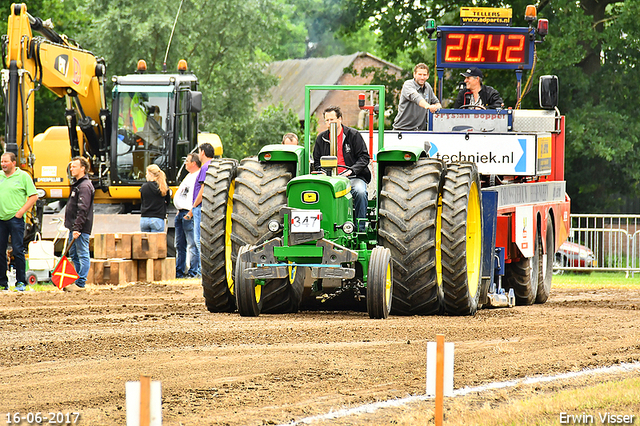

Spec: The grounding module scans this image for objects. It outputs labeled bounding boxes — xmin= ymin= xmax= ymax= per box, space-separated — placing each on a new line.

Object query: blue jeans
xmin=68 ymin=233 xmax=90 ymax=288
xmin=140 ymin=217 xmax=165 ymax=232
xmin=0 ymin=216 xmax=26 ymax=288
xmin=193 ymin=205 xmax=202 ymax=268
xmin=175 ymin=210 xmax=200 ymax=277
xmin=350 ymin=177 xmax=368 ymax=229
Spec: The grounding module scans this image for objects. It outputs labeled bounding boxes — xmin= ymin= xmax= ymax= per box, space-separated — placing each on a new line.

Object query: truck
xmin=2 ymin=3 xmax=219 ymax=243
xmin=199 ymin=5 xmax=570 ymax=317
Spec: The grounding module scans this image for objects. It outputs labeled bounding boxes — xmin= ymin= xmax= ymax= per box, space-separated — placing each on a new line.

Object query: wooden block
xmin=105 ymin=259 xmax=134 ymax=285
xmin=88 ymin=259 xmax=133 ymax=285
xmin=93 ymin=234 xmax=113 ymax=259
xmin=153 ymin=257 xmax=176 ymax=281
xmin=87 ymin=259 xmax=103 ymax=284
xmin=135 ymin=259 xmax=155 ymax=282
xmin=132 ymin=232 xmax=167 ymax=259
xmin=114 ymin=233 xmax=132 ymax=259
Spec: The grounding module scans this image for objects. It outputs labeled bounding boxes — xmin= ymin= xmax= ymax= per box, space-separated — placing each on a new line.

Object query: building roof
xmin=259 ymin=52 xmax=402 ymax=120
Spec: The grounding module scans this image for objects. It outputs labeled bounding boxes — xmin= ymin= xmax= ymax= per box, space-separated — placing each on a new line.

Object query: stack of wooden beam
xmin=88 ymin=233 xmax=175 ymax=284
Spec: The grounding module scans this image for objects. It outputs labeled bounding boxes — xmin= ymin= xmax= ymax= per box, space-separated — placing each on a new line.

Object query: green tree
xmin=81 ymin=0 xmax=299 ymax=159
xmin=340 ymin=0 xmax=640 ymax=213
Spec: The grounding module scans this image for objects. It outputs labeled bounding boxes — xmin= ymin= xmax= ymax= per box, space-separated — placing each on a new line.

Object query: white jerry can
xmin=28 ymin=233 xmax=56 ymax=271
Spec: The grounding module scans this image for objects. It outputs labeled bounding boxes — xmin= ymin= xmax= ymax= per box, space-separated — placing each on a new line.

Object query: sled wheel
xmin=536 ymin=214 xmax=554 ymax=303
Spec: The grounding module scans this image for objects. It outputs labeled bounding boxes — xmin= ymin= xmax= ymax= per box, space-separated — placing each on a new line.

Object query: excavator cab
xmin=110 ymin=71 xmax=203 ymax=189
xmin=115 ymin=91 xmax=169 ymax=181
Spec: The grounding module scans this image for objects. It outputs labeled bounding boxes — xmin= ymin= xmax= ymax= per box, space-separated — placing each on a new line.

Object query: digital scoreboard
xmin=436 ymin=26 xmax=535 ymax=70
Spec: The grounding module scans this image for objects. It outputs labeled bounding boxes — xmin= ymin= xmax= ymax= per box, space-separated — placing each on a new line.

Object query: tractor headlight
xmin=342 ymin=221 xmax=355 ymax=234
xmin=36 ymin=189 xmax=46 ymax=198
xmin=268 ymin=220 xmax=281 ymax=233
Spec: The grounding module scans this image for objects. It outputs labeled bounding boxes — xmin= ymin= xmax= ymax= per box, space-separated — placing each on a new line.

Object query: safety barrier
xmin=556 ymin=214 xmax=640 ymax=276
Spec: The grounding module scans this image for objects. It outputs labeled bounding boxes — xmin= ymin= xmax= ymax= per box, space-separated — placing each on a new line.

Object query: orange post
xmin=435 ymin=334 xmax=445 ymax=426
xmin=140 ymin=375 xmax=151 ymax=426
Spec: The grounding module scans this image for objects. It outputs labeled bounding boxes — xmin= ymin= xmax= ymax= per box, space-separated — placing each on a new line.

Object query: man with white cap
xmin=453 ymin=67 xmax=503 ymax=109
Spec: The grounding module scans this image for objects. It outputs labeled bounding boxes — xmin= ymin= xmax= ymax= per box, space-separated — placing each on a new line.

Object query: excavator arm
xmin=2 ymin=3 xmax=109 ymax=184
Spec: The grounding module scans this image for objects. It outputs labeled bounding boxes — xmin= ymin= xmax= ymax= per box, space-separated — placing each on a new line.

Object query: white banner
xmin=367 ymin=131 xmax=538 ymax=175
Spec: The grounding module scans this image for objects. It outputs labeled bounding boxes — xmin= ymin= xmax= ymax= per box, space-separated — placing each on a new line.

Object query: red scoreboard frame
xmin=436 ymin=26 xmax=535 ymax=70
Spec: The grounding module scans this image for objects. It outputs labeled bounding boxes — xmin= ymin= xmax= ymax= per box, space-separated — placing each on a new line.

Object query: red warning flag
xmin=51 ymin=256 xmax=78 ymax=289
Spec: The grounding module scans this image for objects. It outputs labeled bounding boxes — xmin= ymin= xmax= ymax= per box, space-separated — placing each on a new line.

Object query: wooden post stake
xmin=435 ymin=334 xmax=445 ymax=426
xmin=140 ymin=375 xmax=151 ymax=426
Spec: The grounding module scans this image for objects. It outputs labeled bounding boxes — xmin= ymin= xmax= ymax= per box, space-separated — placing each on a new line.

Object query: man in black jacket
xmin=453 ymin=67 xmax=503 ymax=109
xmin=63 ymin=156 xmax=95 ymax=292
xmin=313 ymin=106 xmax=370 ymax=227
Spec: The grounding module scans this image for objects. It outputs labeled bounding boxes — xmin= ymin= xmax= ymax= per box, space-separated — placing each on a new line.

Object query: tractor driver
xmin=313 ymin=106 xmax=371 ymax=229
xmin=453 ymin=67 xmax=504 ymax=110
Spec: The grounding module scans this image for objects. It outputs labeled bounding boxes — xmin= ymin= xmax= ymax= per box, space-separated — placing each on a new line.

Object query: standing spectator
xmin=0 ymin=152 xmax=38 ymax=291
xmin=189 ymin=142 xmax=215 ymax=259
xmin=139 ymin=164 xmax=171 ymax=232
xmin=63 ymin=156 xmax=95 ymax=292
xmin=282 ymin=133 xmax=299 ymax=145
xmin=173 ymin=153 xmax=201 ymax=278
xmin=393 ymin=63 xmax=442 ymax=131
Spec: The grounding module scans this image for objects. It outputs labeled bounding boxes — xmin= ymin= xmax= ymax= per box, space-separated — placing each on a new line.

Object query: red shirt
xmin=337 ymin=130 xmax=347 ymax=174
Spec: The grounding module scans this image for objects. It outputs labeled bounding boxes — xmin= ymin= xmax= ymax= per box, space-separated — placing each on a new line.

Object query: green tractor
xmin=199 ymin=85 xmax=483 ymax=318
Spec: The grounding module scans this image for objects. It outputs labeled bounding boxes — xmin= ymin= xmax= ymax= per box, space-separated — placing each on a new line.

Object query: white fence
xmin=557 ymin=214 xmax=640 ymax=276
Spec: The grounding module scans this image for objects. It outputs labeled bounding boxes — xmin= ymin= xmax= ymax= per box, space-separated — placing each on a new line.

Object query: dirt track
xmin=1 ymin=281 xmax=639 ymax=425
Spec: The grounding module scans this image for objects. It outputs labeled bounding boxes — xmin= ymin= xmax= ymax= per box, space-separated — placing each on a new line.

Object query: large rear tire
xmin=235 ymin=245 xmax=262 ymax=317
xmin=379 ymin=158 xmax=444 ymax=315
xmin=232 ymin=158 xmax=301 ymax=313
xmin=201 ymin=158 xmax=238 ymax=313
xmin=440 ymin=162 xmax=483 ymax=316
xmin=536 ymin=214 xmax=554 ymax=303
xmin=367 ymin=246 xmax=393 ymax=319
xmin=505 ymin=225 xmax=541 ymax=305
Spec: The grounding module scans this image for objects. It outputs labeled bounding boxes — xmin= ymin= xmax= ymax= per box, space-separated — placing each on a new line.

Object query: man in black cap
xmin=453 ymin=67 xmax=503 ymax=109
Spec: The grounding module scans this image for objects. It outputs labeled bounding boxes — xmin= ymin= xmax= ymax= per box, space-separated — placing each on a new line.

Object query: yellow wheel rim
xmin=254 ymin=282 xmax=262 ymax=304
xmin=385 ymin=263 xmax=392 ymax=305
xmin=288 ymin=263 xmax=297 ymax=284
xmin=436 ymin=193 xmax=443 ymax=287
xmin=466 ymin=182 xmax=481 ymax=297
xmin=225 ymin=180 xmax=236 ymax=294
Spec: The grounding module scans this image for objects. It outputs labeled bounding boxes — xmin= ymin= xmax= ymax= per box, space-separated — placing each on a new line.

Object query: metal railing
xmin=555 ymin=214 xmax=640 ymax=276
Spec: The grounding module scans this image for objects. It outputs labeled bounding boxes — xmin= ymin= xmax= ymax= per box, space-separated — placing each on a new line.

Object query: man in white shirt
xmin=173 ymin=153 xmax=201 ymax=278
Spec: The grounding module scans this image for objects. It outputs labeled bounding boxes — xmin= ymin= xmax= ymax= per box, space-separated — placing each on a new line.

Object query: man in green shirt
xmin=0 ymin=152 xmax=38 ymax=291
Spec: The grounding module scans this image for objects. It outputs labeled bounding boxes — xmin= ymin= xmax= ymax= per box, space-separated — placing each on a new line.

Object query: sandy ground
xmin=0 ymin=281 xmax=639 ymax=425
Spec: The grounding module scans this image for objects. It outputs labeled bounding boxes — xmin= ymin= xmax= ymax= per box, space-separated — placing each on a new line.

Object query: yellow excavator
xmin=2 ymin=3 xmax=220 ymax=241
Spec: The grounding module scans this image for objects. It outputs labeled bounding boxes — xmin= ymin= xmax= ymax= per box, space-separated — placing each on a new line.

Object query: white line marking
xmin=275 ymin=362 xmax=640 ymax=425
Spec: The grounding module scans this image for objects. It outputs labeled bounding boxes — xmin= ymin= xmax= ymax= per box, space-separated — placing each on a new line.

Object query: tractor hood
xmin=287 ymin=175 xmax=353 ymax=239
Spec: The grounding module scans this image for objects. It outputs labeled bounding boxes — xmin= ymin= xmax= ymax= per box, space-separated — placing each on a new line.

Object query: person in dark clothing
xmin=139 ymin=164 xmax=171 ymax=233
xmin=63 ymin=156 xmax=95 ymax=292
xmin=453 ymin=67 xmax=503 ymax=109
xmin=313 ymin=106 xmax=370 ymax=227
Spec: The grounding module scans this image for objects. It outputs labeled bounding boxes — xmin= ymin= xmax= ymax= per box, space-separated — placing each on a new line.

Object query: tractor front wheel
xmin=235 ymin=245 xmax=262 ymax=317
xmin=232 ymin=158 xmax=301 ymax=313
xmin=367 ymin=246 xmax=393 ymax=319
